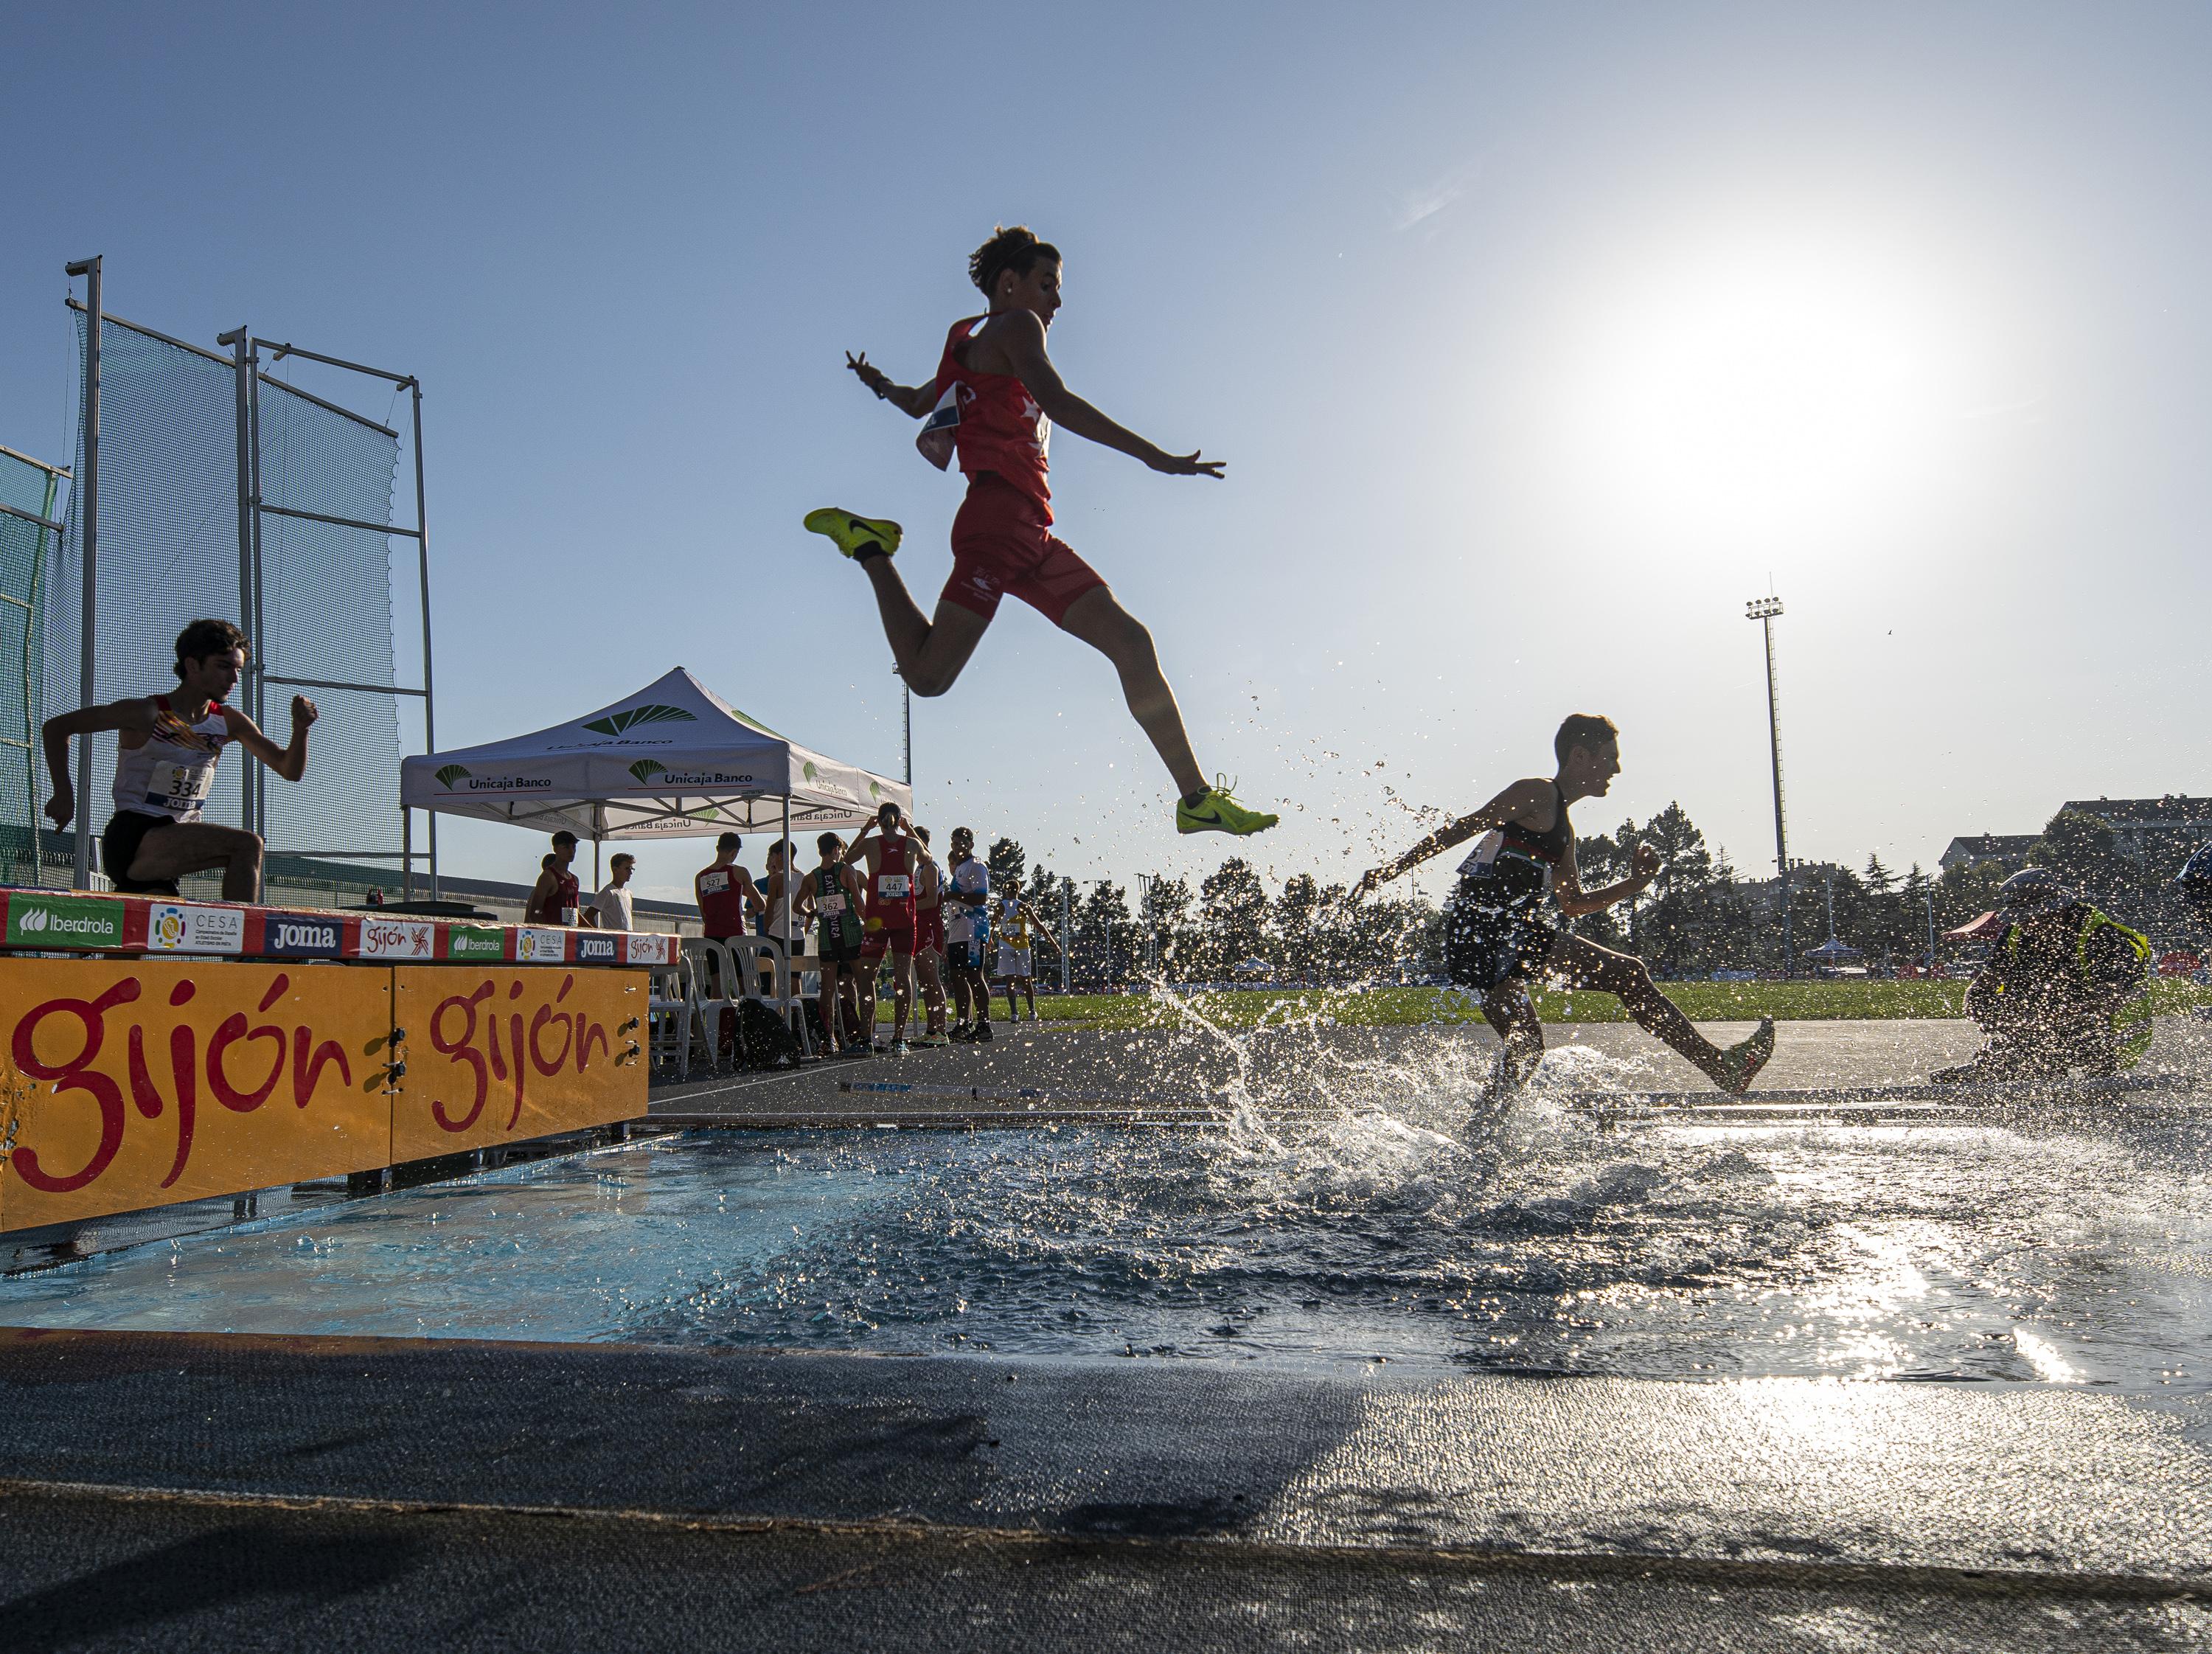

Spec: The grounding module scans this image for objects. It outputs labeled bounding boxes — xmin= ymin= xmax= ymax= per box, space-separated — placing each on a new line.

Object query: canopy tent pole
xmin=780 ymin=791 xmax=792 ymax=950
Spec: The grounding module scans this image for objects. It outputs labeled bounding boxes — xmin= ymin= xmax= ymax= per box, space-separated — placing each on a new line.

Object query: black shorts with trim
xmin=1444 ymin=884 xmax=1557 ymax=995
xmin=815 ymin=928 xmax=865 ymax=965
xmin=101 ymin=810 xmax=184 ymax=895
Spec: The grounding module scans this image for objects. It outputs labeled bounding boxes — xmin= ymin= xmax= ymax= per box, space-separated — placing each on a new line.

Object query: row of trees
xmin=986 ymin=802 xmax=2207 ymax=990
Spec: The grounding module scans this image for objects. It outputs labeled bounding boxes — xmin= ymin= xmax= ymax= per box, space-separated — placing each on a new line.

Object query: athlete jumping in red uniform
xmin=808 ymin=225 xmax=1277 ymax=838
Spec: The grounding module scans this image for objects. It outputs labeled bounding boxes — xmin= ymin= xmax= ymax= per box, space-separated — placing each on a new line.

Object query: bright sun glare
xmin=1546 ymin=224 xmax=1963 ymax=543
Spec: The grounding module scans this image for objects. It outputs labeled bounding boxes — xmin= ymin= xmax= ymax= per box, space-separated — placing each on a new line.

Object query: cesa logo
xmin=145 ymin=904 xmax=246 ymax=954
xmin=265 ymin=914 xmax=342 ymax=957
xmin=515 ymin=928 xmax=568 ymax=963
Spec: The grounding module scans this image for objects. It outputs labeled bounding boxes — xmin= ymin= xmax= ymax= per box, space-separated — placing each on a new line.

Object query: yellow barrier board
xmin=392 ymin=967 xmax=647 ymax=1161
xmin=1 ymin=958 xmax=396 ymax=1231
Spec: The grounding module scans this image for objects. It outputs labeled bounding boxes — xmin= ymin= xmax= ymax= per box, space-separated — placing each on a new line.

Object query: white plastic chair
xmin=724 ymin=935 xmax=815 ymax=1060
xmin=647 ymin=953 xmax=698 ymax=1082
xmin=683 ymin=937 xmax=737 ymax=1071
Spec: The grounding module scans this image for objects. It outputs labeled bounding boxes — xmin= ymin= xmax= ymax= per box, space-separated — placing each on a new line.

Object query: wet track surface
xmin=3 ymin=1016 xmax=2206 ymax=1648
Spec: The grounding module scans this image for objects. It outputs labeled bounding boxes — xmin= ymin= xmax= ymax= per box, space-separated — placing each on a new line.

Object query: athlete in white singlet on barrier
xmin=41 ymin=618 xmax=317 ymax=902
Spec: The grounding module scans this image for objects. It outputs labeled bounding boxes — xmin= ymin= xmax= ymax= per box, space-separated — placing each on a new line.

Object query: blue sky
xmin=4 ymin=3 xmax=2208 ymax=907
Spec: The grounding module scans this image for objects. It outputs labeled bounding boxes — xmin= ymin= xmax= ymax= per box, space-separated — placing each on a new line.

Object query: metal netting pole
xmin=245 ymin=358 xmax=267 ymax=864
xmin=411 ymin=381 xmax=438 ymax=900
xmin=64 ymin=257 xmax=100 ymax=890
xmin=223 ymin=327 xmax=254 ymax=842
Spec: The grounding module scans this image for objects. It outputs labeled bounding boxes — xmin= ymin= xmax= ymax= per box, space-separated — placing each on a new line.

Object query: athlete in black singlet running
xmin=1356 ymin=713 xmax=1775 ymax=1096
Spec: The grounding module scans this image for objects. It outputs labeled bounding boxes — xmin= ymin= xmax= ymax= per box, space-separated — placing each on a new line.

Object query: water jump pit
xmin=2 ymin=995 xmax=2208 ymax=1647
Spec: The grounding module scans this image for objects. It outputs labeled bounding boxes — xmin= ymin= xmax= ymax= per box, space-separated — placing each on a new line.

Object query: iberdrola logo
xmin=584 ymin=703 xmax=696 ymax=737
xmin=435 ymin=764 xmax=470 ymax=788
xmin=628 ymin=759 xmax=666 ymax=784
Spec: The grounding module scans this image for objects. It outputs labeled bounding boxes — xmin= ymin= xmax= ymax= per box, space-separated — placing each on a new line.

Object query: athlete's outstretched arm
xmin=1352 ymin=778 xmax=1555 ymax=898
xmin=994 ymin=311 xmax=1225 ymax=479
xmin=226 ymin=695 xmax=319 ymax=783
xmin=41 ymin=697 xmax=158 ymax=828
xmin=1554 ymin=839 xmax=1658 ymax=920
xmin=845 ymin=352 xmax=936 ymax=418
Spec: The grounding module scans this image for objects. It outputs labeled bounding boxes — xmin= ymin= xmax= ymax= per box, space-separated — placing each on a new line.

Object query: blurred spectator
xmin=526 ymin=832 xmax=582 ymax=925
xmin=695 ymin=832 xmax=764 ymax=942
xmin=592 ymin=852 xmax=637 ymax=932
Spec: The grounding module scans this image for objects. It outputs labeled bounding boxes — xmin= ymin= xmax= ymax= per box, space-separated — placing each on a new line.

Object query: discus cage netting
xmin=46 ymin=294 xmax=422 ymax=888
xmin=0 ymin=447 xmax=66 ymax=883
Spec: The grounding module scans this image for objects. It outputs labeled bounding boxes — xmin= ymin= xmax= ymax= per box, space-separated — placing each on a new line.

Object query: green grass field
xmin=947 ymin=976 xmax=2212 ymax=1031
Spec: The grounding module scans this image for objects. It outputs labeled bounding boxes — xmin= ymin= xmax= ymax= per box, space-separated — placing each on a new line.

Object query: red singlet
xmin=919 ymin=315 xmax=1107 ymax=628
xmin=866 ymin=837 xmax=918 ymax=939
xmin=696 ymin=862 xmax=749 ymax=939
xmin=925 ymin=316 xmax=1052 ymax=508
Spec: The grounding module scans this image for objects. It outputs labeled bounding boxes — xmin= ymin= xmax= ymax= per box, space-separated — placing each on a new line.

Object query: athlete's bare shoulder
xmin=964 ymin=307 xmax=1048 ymax=375
xmin=1495 ymin=776 xmax=1562 ymax=829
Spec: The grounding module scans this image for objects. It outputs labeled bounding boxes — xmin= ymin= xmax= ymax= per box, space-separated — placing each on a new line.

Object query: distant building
xmin=2057 ymin=796 xmax=2212 ymax=866
xmin=1937 ymin=834 xmax=2039 ymax=874
xmin=1735 ymin=861 xmax=1854 ymax=914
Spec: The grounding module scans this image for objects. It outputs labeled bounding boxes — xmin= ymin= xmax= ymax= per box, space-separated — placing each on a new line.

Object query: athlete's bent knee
xmin=1113 ymin=616 xmax=1159 ymax=671
xmin=907 ymin=667 xmax=957 ymax=698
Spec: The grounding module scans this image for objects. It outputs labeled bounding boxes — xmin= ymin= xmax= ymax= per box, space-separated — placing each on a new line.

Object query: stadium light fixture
xmin=1745 ymin=594 xmax=1791 ymax=976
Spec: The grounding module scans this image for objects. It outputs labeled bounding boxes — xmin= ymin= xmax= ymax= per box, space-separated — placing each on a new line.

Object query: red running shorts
xmin=942 ymin=473 xmax=1107 ymax=626
xmin=860 ymin=920 xmax=915 ymax=962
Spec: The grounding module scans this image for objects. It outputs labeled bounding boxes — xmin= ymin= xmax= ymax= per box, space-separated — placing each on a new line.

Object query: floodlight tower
xmin=1745 ymin=595 xmax=1793 ymax=978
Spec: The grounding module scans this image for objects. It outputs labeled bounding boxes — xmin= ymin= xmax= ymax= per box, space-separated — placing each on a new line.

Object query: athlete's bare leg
xmin=855 ymin=965 xmax=879 ymax=1046
xmin=1056 ymin=587 xmax=1207 ymax=801
xmin=127 ymin=821 xmax=265 ymax=903
xmin=917 ymin=949 xmax=945 ymax=1035
xmin=1552 ymin=934 xmax=1731 ymax=1079
xmin=819 ymin=964 xmax=846 ymax=1054
xmin=1481 ymin=981 xmax=1545 ymax=1079
xmin=858 ymin=559 xmax=992 ymax=697
xmin=890 ymin=951 xmax=914 ymax=1044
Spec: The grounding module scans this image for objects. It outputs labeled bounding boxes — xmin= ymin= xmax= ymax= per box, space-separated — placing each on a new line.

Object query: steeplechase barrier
xmin=0 ymin=888 xmax=674 ymax=1231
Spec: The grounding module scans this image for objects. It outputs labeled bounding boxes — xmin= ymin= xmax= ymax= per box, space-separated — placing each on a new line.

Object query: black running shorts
xmin=101 ymin=810 xmax=184 ymax=895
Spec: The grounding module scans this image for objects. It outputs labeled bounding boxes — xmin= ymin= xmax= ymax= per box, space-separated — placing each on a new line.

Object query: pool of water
xmin=4 ymin=1038 xmax=2207 ymax=1390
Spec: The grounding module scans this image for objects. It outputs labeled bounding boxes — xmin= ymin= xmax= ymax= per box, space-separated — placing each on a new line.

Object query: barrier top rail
xmin=0 ymin=887 xmax=676 ymax=969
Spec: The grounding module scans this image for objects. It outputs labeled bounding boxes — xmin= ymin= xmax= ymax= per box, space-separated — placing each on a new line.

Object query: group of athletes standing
xmin=692 ymin=802 xmax=1059 ymax=1057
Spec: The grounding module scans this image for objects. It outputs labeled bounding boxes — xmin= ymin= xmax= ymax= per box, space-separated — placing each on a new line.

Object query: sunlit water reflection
xmin=2 ymin=1036 xmax=2205 ymax=1390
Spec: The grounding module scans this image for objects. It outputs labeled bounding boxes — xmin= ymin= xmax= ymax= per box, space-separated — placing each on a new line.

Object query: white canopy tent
xmin=399 ymin=667 xmax=911 ymax=911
